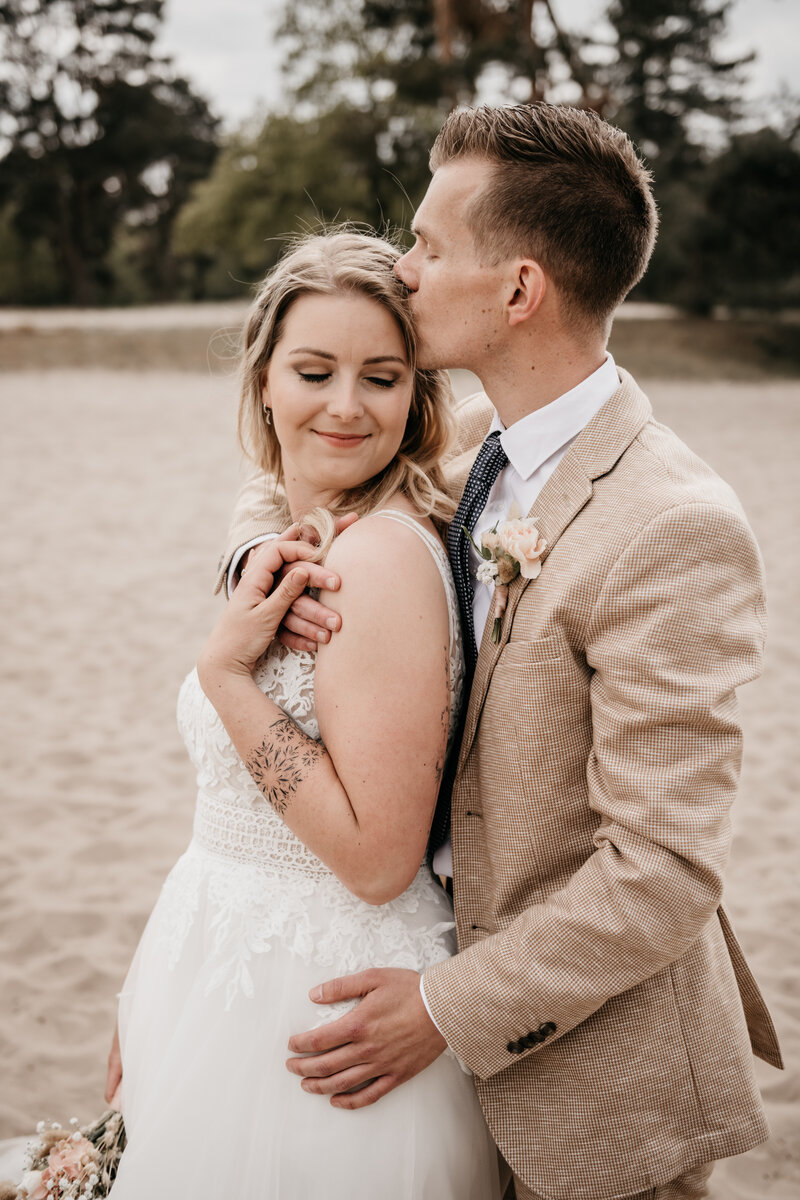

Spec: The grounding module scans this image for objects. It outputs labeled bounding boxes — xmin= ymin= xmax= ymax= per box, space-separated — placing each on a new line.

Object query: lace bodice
xmin=157 ymin=510 xmax=465 ymax=1010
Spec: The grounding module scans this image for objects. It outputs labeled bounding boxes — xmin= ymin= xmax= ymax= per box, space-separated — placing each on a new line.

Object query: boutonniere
xmin=464 ymin=507 xmax=547 ymax=642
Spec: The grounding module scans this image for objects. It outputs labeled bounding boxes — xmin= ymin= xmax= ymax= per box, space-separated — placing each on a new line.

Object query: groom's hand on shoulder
xmin=285 ymin=967 xmax=447 ymax=1110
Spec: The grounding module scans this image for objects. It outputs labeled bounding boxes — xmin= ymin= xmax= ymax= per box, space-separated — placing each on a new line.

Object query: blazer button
xmin=506 ymin=1040 xmax=521 ymax=1054
xmin=538 ymin=1022 xmax=557 ymax=1038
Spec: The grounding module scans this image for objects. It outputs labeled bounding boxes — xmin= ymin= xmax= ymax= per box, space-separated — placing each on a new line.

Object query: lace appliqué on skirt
xmin=152 ymin=843 xmax=455 ymax=1010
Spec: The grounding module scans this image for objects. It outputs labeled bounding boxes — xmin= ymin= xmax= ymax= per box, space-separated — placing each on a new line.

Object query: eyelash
xmin=298 ymin=373 xmax=397 ymax=389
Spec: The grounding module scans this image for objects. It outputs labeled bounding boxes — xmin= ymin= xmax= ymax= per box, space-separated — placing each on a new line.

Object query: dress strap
xmin=369 ymin=508 xmax=450 ymax=586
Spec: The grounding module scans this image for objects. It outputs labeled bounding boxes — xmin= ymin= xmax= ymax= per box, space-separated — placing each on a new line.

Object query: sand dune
xmin=0 ymin=368 xmax=797 ymax=1197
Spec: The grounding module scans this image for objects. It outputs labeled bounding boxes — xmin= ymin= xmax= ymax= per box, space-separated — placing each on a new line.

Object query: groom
xmin=219 ymin=104 xmax=782 ymax=1200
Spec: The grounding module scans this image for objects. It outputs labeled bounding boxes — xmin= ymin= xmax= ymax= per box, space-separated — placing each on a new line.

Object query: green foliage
xmin=592 ymin=0 xmax=771 ymax=305
xmin=676 ymin=127 xmax=800 ymax=311
xmin=277 ymin=0 xmax=602 ymax=117
xmin=2 ymin=0 xmax=795 ymax=311
xmin=173 ymin=105 xmax=437 ymax=294
xmin=173 ymin=0 xmax=601 ymax=299
xmin=0 ymin=0 xmax=218 ymax=304
xmin=0 ymin=202 xmax=60 ymax=304
xmin=600 ymin=0 xmax=753 ymax=171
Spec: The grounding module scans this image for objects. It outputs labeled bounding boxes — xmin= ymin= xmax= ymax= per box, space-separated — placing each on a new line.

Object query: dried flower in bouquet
xmin=2 ymin=1110 xmax=126 ymax=1200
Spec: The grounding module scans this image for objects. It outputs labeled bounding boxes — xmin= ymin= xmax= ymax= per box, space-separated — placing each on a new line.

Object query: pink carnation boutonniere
xmin=465 ymin=510 xmax=547 ymax=643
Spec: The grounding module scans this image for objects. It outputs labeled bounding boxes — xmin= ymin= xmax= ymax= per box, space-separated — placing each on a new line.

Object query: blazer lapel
xmin=457 ymin=371 xmax=652 ymax=764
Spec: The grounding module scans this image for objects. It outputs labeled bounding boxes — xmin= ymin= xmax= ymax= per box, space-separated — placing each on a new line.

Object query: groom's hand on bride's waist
xmin=285 ymin=967 xmax=447 ymax=1109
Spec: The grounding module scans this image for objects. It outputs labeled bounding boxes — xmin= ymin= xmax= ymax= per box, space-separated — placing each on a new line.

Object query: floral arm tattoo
xmin=245 ymin=714 xmax=327 ymax=815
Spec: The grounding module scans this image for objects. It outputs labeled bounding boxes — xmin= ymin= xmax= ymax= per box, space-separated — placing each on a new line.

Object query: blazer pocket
xmin=484 ymin=634 xmax=595 ymax=886
xmin=499 ymin=630 xmax=571 ymax=668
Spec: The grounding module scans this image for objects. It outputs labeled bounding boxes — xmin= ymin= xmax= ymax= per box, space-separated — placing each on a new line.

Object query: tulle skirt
xmin=111 ymin=843 xmax=501 ymax=1199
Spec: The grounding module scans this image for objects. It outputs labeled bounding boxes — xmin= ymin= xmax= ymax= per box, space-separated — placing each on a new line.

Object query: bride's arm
xmin=105 ymin=1021 xmax=122 ymax=1108
xmin=199 ymin=517 xmax=451 ymax=905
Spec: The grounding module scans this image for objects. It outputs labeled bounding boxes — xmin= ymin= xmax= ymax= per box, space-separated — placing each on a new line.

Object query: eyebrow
xmin=288 ymin=348 xmax=407 ymax=366
xmin=289 ymin=347 xmax=336 ymax=360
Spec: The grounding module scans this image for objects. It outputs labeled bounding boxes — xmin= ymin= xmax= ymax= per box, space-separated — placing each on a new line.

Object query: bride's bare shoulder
xmin=322 ymin=509 xmax=447 ymax=618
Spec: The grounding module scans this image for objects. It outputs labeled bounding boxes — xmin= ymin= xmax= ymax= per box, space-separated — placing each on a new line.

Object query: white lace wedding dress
xmin=110 ymin=511 xmax=501 ymax=1199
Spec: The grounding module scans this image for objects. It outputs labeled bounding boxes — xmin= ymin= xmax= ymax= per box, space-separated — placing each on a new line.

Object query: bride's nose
xmin=326 ymin=380 xmax=365 ymax=421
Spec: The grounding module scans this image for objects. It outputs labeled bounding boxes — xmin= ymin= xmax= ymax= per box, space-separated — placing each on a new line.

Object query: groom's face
xmin=395 ymin=157 xmax=508 ymax=373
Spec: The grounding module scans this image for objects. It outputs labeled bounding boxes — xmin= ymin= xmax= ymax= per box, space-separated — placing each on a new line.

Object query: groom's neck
xmin=481 ymin=327 xmax=609 ymax=429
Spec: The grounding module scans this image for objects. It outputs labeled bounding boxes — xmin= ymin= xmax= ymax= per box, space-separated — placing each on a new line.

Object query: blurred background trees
xmin=0 ymin=0 xmax=218 ymax=303
xmin=1 ymin=0 xmax=798 ymax=309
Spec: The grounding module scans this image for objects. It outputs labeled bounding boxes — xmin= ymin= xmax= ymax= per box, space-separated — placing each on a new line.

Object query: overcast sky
xmin=158 ymin=0 xmax=797 ymax=131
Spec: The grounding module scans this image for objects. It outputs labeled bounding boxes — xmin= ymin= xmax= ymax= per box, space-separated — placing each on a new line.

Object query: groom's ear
xmin=505 ymin=260 xmax=547 ymax=327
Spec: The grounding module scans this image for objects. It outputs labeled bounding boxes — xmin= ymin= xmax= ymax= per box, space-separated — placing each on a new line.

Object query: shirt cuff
xmin=227 ymin=534 xmax=277 ymax=596
xmin=431 ymin=837 xmax=453 ymax=879
xmin=419 ymin=973 xmax=448 ymax=1043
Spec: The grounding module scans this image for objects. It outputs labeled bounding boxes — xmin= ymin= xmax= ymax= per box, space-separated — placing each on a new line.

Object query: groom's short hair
xmin=429 ymin=103 xmax=658 ymax=331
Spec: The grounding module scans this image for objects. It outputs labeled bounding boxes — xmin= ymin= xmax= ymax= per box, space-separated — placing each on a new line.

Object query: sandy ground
xmin=0 ymin=366 xmax=797 ymax=1198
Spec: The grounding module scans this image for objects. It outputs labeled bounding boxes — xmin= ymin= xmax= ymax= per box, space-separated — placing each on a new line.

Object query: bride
xmin=105 ymin=231 xmax=501 ymax=1198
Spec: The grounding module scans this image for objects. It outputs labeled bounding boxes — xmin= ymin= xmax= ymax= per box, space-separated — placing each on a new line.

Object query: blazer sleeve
xmin=214 ymin=462 xmax=289 ymax=594
xmin=422 ymin=499 xmax=767 ymax=1080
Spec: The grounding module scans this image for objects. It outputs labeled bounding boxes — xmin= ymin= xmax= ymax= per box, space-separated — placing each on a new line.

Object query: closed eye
xmin=367 ymin=376 xmax=397 ymax=389
xmin=299 ymin=372 xmax=330 ymax=383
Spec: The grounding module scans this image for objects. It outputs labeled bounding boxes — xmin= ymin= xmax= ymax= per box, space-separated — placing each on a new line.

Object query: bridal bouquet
xmin=0 ymin=1110 xmax=126 ymax=1200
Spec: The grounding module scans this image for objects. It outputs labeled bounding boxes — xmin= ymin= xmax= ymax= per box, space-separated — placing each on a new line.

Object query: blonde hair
xmin=239 ymin=230 xmax=456 ymax=557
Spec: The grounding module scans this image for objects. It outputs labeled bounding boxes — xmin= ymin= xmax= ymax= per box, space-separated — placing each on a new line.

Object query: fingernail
xmin=326 ymin=576 xmax=338 ymax=589
xmin=310 ymin=986 xmax=322 ymax=1001
xmin=326 ymin=617 xmax=338 ymax=631
xmin=316 ymin=630 xmax=329 ymax=643
xmin=305 ymin=642 xmax=316 ymax=653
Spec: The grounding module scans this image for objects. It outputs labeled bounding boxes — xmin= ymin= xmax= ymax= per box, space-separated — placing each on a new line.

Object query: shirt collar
xmin=489 ymin=353 xmax=620 ymax=481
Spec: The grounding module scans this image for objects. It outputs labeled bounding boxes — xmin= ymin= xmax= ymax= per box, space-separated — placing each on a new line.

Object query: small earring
xmin=262 ymin=405 xmax=271 ymax=426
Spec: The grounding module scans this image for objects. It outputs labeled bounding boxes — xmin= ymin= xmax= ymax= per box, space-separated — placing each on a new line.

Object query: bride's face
xmin=262 ymin=291 xmax=414 ymax=514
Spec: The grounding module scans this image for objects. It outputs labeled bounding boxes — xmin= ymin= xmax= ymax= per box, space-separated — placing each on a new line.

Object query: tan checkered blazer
xmin=219 ymin=370 xmax=782 ymax=1200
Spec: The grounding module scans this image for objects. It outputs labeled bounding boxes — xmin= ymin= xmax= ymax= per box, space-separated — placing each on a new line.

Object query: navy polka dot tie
xmin=429 ymin=431 xmax=509 ymax=858
xmin=447 ymin=430 xmax=509 ymax=677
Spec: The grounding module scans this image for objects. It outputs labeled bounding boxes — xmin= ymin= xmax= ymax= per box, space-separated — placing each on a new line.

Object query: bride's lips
xmin=313 ymin=431 xmax=371 ymax=448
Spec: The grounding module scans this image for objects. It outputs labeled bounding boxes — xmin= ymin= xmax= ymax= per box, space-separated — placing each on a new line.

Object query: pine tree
xmin=0 ymin=0 xmax=219 ymax=303
xmin=598 ymin=0 xmax=752 ymax=171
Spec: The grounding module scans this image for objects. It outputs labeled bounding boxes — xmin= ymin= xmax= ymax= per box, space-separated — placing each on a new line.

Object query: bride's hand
xmin=198 ymin=538 xmax=340 ymax=684
xmin=105 ymin=1022 xmax=122 ymax=1110
xmin=239 ymin=515 xmax=357 ymax=654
